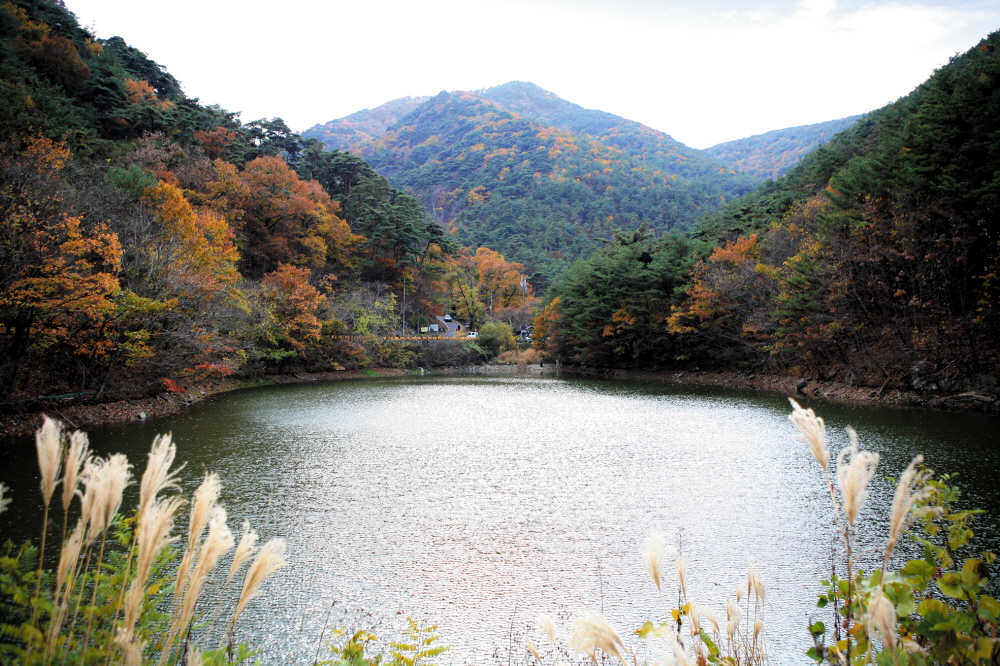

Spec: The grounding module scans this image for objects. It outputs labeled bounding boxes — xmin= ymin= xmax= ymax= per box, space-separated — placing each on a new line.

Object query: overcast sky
xmin=66 ymin=0 xmax=998 ymax=148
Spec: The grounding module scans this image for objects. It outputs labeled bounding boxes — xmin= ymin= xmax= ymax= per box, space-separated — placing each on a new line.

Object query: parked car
xmin=466 ymin=331 xmax=478 ymax=338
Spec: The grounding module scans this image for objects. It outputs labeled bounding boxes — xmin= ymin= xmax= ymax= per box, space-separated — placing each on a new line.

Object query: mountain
xmin=303 ymin=84 xmax=761 ymax=286
xmin=543 ymin=29 xmax=1000 ymax=390
xmin=703 ymin=114 xmax=865 ymax=180
xmin=301 ymin=96 xmax=429 ymax=151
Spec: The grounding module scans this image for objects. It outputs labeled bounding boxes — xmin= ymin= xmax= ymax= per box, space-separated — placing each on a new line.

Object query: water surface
xmin=2 ymin=376 xmax=998 ymax=665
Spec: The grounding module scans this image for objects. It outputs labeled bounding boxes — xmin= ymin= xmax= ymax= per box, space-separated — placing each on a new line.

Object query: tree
xmin=0 ymin=137 xmax=123 ymax=398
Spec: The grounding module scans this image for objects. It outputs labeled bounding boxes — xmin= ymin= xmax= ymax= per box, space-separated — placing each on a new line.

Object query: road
xmin=435 ymin=315 xmax=462 ymax=337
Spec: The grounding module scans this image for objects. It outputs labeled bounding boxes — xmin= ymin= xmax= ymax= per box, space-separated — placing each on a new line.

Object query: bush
xmin=477 ymin=321 xmax=516 ymax=358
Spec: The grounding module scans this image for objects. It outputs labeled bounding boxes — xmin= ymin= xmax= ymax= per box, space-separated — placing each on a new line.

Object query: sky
xmin=66 ymin=0 xmax=999 ymax=149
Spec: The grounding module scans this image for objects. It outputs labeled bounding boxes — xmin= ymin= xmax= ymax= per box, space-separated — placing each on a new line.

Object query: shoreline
xmin=2 ymin=364 xmax=995 ymax=438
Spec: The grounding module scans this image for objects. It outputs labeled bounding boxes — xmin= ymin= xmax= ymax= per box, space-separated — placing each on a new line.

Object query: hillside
xmin=301 ymin=95 xmax=429 ymax=151
xmin=307 ymin=84 xmax=760 ymax=287
xmin=542 ymin=30 xmax=1000 ymax=398
xmin=703 ymin=114 xmax=864 ymax=179
xmin=0 ymin=0 xmax=521 ymax=406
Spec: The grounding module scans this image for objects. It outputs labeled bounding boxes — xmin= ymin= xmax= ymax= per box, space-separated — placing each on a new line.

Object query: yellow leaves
xmin=142 ymin=182 xmax=241 ymax=305
xmin=467 ymin=185 xmax=490 ymax=205
xmin=124 ymin=79 xmax=173 ymax=110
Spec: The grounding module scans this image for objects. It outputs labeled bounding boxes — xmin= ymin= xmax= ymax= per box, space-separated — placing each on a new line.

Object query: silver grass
xmin=884 ymin=455 xmax=933 ymax=567
xmin=179 ymin=506 xmax=234 ymax=631
xmin=115 ymin=629 xmax=146 ymax=666
xmin=187 ymin=473 xmax=221 ymax=551
xmin=701 ymin=608 xmax=720 ymax=634
xmin=36 ymin=414 xmax=63 ymax=507
xmin=139 ymin=433 xmax=183 ymax=516
xmin=788 ymin=398 xmax=829 ymax=472
xmin=56 ymin=519 xmax=85 ymax=593
xmin=675 ymin=557 xmax=688 ymax=600
xmin=61 ymin=430 xmax=89 ymax=512
xmin=868 ymin=591 xmax=897 ymax=651
xmin=97 ymin=454 xmax=133 ymax=536
xmin=836 ymin=436 xmax=879 ymax=526
xmin=227 ymin=520 xmax=258 ymax=584
xmin=230 ymin=538 xmax=287 ymax=628
xmin=688 ymin=601 xmax=702 ymax=635
xmin=748 ymin=568 xmax=766 ymax=602
xmin=665 ymin=633 xmax=691 ymax=666
xmin=124 ymin=496 xmax=183 ymax=631
xmin=79 ymin=454 xmax=133 ymax=537
xmin=186 ymin=644 xmax=203 ymax=666
xmin=643 ymin=534 xmax=667 ymax=593
xmin=754 ymin=618 xmax=765 ymax=641
xmin=725 ymin=598 xmax=740 ymax=640
xmin=527 ymin=640 xmax=542 ymax=664
xmin=537 ymin=614 xmax=557 ymax=644
xmin=568 ymin=612 xmax=627 ymax=666
xmin=0 ymin=483 xmax=9 ymax=514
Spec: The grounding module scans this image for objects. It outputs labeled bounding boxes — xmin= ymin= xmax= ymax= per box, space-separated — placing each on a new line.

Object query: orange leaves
xmin=142 ymin=181 xmax=240 ymax=305
xmin=207 ymin=156 xmax=360 ymax=275
xmin=124 ymin=79 xmax=173 ymax=110
xmin=194 ymin=127 xmax=237 ymax=160
xmin=709 ymin=233 xmax=759 ymax=264
xmin=261 ymin=264 xmax=325 ymax=351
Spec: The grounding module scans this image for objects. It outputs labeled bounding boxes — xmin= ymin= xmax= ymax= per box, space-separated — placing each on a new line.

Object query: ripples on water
xmin=2 ymin=376 xmax=998 ymax=665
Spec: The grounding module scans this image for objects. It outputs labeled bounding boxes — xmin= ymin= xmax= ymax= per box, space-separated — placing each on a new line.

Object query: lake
xmin=2 ymin=375 xmax=998 ymax=665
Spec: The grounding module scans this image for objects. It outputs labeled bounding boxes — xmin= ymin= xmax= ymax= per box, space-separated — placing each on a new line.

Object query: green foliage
xmin=321 ymin=86 xmax=758 ymax=286
xmin=704 ymin=115 xmax=864 ymax=180
xmin=547 ymin=230 xmax=704 ymax=366
xmin=477 ymin=320 xmax=516 ymax=357
xmin=389 ymin=618 xmax=448 ymax=666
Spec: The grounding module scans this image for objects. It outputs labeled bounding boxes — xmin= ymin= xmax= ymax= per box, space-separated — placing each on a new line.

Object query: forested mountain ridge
xmin=301 ymin=96 xmax=429 ymax=152
xmin=703 ymin=114 xmax=865 ymax=180
xmin=540 ymin=30 xmax=1000 ymax=401
xmin=309 ymin=86 xmax=760 ymax=287
xmin=0 ymin=0 xmax=540 ymax=407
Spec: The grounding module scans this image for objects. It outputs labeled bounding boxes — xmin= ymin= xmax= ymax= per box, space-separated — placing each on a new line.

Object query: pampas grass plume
xmin=568 ymin=613 xmax=627 ymax=666
xmin=230 ymin=538 xmax=287 ymax=628
xmin=885 ymin=455 xmax=931 ymax=566
xmin=748 ymin=568 xmax=765 ymax=602
xmin=180 ymin=506 xmax=234 ymax=630
xmin=79 ymin=454 xmax=133 ymax=536
xmin=36 ymin=414 xmax=63 ymax=507
xmin=537 ymin=614 xmax=556 ymax=644
xmin=124 ymin=496 xmax=183 ymax=630
xmin=56 ymin=519 xmax=85 ymax=592
xmin=836 ymin=434 xmax=879 ymax=526
xmin=188 ymin=473 xmax=221 ymax=550
xmin=643 ymin=534 xmax=667 ymax=593
xmin=726 ymin=598 xmax=740 ymax=640
xmin=139 ymin=433 xmax=183 ymax=516
xmin=61 ymin=430 xmax=89 ymax=512
xmin=527 ymin=640 xmax=542 ymax=664
xmin=788 ymin=399 xmax=829 ymax=472
xmin=675 ymin=556 xmax=688 ymax=600
xmin=868 ymin=591 xmax=897 ymax=651
xmin=227 ymin=520 xmax=258 ymax=584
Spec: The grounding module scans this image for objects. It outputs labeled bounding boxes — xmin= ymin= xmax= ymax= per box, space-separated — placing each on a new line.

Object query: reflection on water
xmin=2 ymin=376 xmax=999 ymax=665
